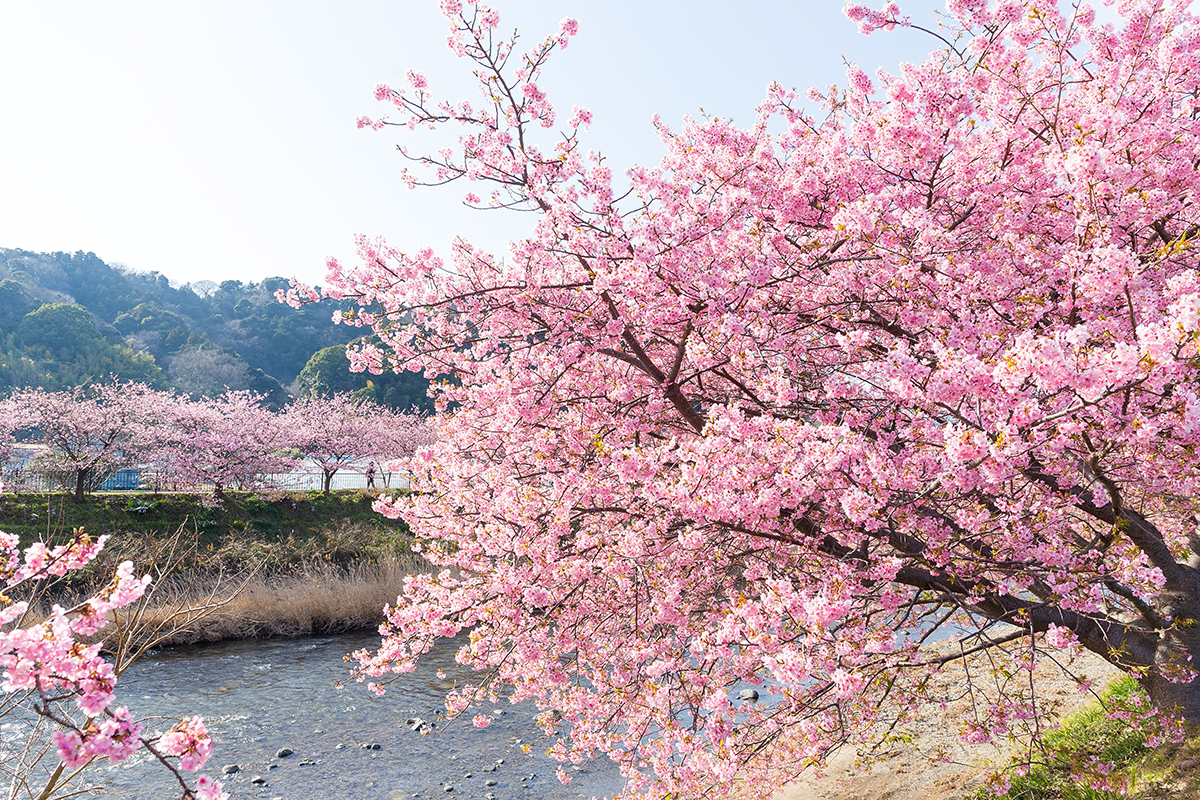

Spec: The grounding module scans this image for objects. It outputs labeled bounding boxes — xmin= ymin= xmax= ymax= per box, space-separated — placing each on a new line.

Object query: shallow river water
xmin=94 ymin=631 xmax=623 ymax=799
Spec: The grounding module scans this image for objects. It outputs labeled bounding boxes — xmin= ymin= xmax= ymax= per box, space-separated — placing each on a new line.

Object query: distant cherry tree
xmin=0 ymin=383 xmax=170 ymax=502
xmin=284 ymin=393 xmax=433 ymax=494
xmin=153 ymin=391 xmax=295 ymax=502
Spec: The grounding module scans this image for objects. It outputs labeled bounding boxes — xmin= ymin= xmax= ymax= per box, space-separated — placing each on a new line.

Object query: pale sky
xmin=1 ymin=1 xmax=953 ymax=288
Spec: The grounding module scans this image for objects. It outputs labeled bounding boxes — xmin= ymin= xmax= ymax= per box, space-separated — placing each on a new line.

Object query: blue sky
xmin=1 ymin=1 xmax=954 ymax=287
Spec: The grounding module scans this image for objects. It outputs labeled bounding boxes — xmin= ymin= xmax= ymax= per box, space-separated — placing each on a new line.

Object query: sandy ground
xmin=771 ymin=650 xmax=1122 ymax=800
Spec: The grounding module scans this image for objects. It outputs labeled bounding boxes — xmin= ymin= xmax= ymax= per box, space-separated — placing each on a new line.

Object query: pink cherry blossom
xmin=0 ymin=528 xmax=224 ymax=798
xmin=284 ymin=0 xmax=1200 ymax=795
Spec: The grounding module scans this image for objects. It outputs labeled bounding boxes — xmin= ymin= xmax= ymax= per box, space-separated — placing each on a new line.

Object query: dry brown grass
xmin=10 ymin=522 xmax=433 ymax=657
xmin=129 ymin=554 xmax=432 ymax=645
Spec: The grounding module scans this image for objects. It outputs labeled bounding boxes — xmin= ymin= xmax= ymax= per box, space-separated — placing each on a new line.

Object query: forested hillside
xmin=0 ymin=248 xmax=430 ymax=410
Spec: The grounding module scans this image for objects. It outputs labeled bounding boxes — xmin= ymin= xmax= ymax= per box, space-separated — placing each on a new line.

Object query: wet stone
xmin=250 ymin=776 xmax=267 ymax=785
xmin=276 ymin=748 xmax=294 ymax=758
xmin=221 ymin=764 xmax=240 ymax=775
xmin=485 ymin=779 xmax=497 ymax=787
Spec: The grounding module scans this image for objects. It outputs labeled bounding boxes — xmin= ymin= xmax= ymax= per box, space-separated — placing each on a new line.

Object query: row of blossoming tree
xmin=0 ymin=384 xmax=433 ymax=502
xmin=280 ymin=0 xmax=1200 ymax=796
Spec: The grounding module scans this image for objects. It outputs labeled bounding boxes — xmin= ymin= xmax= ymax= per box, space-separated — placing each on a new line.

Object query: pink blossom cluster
xmin=285 ymin=0 xmax=1200 ymax=796
xmin=0 ymin=528 xmax=225 ymax=799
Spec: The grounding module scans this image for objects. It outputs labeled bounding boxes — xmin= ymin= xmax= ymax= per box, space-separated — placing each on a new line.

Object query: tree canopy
xmin=283 ymin=0 xmax=1200 ymax=796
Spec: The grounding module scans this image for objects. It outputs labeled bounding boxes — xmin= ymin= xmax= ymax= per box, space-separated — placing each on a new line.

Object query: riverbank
xmin=771 ymin=646 xmax=1200 ymax=800
xmin=0 ymin=489 xmax=412 ymax=548
xmin=113 ymin=552 xmax=432 ymax=647
xmin=4 ymin=490 xmax=426 ymax=647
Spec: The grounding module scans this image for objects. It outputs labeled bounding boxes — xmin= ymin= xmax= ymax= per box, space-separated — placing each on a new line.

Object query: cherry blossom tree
xmin=0 ymin=526 xmax=225 ymax=799
xmin=153 ymin=391 xmax=295 ymax=502
xmin=283 ymin=393 xmax=433 ymax=494
xmin=0 ymin=384 xmax=172 ymax=502
xmin=282 ymin=0 xmax=1200 ymax=795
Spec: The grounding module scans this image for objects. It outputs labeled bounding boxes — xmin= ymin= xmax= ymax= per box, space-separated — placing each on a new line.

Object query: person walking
xmin=366 ymin=461 xmax=377 ymax=489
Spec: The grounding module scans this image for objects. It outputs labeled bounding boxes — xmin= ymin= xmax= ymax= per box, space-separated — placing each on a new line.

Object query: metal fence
xmin=1 ymin=467 xmax=410 ymax=495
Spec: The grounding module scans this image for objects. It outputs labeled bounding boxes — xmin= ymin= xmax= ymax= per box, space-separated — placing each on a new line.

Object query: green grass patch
xmin=0 ymin=489 xmax=408 ymax=545
xmin=978 ymin=676 xmax=1200 ymax=800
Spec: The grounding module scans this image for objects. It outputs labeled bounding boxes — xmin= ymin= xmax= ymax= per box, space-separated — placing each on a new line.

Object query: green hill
xmin=0 ymin=248 xmax=428 ymax=409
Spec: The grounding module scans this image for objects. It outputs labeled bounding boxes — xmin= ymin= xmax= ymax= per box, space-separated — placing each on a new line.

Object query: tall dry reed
xmin=126 ymin=554 xmax=432 ymax=646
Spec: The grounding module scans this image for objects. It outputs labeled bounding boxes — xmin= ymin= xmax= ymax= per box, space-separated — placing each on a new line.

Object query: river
xmin=93 ymin=631 xmax=624 ymax=799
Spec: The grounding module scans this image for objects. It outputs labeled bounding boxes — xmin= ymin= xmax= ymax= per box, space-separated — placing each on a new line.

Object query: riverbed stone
xmin=275 ymin=747 xmax=294 ymax=758
xmin=221 ymin=764 xmax=239 ymax=774
xmin=736 ymin=688 xmax=759 ymax=702
xmin=486 ymin=794 xmax=497 ymax=800
xmin=485 ymin=779 xmax=497 ymax=787
xmin=443 ymin=784 xmax=454 ymax=792
xmin=250 ymin=776 xmax=267 ymax=785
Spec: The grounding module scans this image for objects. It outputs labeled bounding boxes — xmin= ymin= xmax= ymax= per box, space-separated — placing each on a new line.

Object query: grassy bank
xmin=977 ymin=676 xmax=1200 ymax=800
xmin=0 ymin=489 xmax=411 ymax=547
xmin=4 ymin=490 xmax=427 ymax=647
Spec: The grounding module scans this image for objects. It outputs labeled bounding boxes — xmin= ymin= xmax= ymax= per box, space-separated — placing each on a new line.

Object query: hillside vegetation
xmin=0 ymin=248 xmax=431 ymax=409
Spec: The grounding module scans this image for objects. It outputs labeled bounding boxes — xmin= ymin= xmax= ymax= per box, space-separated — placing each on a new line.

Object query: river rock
xmin=443 ymin=785 xmax=454 ymax=792
xmin=486 ymin=794 xmax=497 ymax=800
xmin=221 ymin=764 xmax=239 ymax=775
xmin=485 ymin=779 xmax=497 ymax=786
xmin=736 ymin=688 xmax=759 ymax=702
xmin=250 ymin=776 xmax=267 ymax=785
xmin=361 ymin=742 xmax=382 ymax=750
xmin=275 ymin=747 xmax=294 ymax=758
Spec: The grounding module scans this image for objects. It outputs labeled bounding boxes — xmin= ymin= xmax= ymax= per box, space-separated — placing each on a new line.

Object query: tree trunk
xmin=74 ymin=469 xmax=88 ymax=503
xmin=1143 ymin=585 xmax=1200 ymax=725
xmin=324 ymin=469 xmax=335 ymax=495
